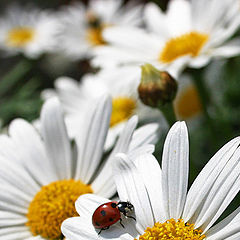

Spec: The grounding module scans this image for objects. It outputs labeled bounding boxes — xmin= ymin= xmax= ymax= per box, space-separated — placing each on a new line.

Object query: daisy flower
xmin=42 ymin=73 xmax=163 ymax=150
xmin=92 ymin=0 xmax=240 ymax=76
xmin=57 ymin=0 xmax=143 ymax=59
xmin=62 ymin=121 xmax=240 ymax=240
xmin=0 ymin=96 xmax=158 ymax=239
xmin=0 ymin=4 xmax=59 ymax=58
xmin=174 ymin=74 xmax=203 ymax=121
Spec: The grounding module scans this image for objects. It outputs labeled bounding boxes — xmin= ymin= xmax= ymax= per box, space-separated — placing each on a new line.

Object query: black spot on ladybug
xmin=95 ymin=222 xmax=100 ymax=226
xmin=111 ymin=203 xmax=117 ymax=208
xmin=109 ymin=218 xmax=114 ymax=222
xmin=101 ymin=210 xmax=106 ymax=216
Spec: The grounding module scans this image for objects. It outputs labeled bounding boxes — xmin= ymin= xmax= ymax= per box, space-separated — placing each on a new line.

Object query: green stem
xmin=0 ymin=59 xmax=32 ymax=96
xmin=191 ymin=71 xmax=212 ymax=118
xmin=190 ymin=68 xmax=219 ymax=147
xmin=158 ymin=102 xmax=177 ymax=127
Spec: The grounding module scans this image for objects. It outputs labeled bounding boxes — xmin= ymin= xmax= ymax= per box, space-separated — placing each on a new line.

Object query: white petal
xmin=0 ymin=135 xmax=19 ymax=163
xmin=91 ymin=116 xmax=138 ymax=198
xmin=206 ymin=206 xmax=240 ymax=239
xmin=144 ymin=3 xmax=168 ymax=37
xmin=62 ymin=217 xmax=99 ymax=240
xmin=0 ymin=211 xmax=27 ymax=227
xmin=26 ymin=236 xmax=45 ymax=240
xmin=188 ymin=56 xmax=211 ymax=68
xmin=128 ymin=144 xmax=155 ymax=160
xmin=195 ymin=148 xmax=240 ymax=232
xmin=102 ymin=26 xmax=161 ymax=52
xmin=0 ymin=156 xmax=40 ymax=197
xmin=183 ymin=136 xmax=240 ymax=231
xmin=0 ymin=226 xmax=32 ymax=239
xmin=75 ymin=194 xmax=110 ymax=217
xmin=75 ymin=193 xmax=138 ymax=237
xmin=0 ymin=184 xmax=31 ymax=210
xmin=166 ymin=0 xmax=191 ymax=36
xmin=133 ymin=154 xmax=167 ymax=223
xmin=129 ymin=123 xmax=159 ymax=151
xmin=62 ymin=216 xmax=135 ymax=240
xmin=162 ymin=121 xmax=189 ymax=219
xmin=210 ymin=38 xmax=240 ymax=58
xmin=41 ymin=97 xmax=72 ymax=179
xmin=74 ymin=95 xmax=111 ymax=183
xmin=208 ymin=12 xmax=240 ymax=47
xmin=113 ymin=153 xmax=155 ymax=233
xmin=9 ymin=119 xmax=58 ymax=185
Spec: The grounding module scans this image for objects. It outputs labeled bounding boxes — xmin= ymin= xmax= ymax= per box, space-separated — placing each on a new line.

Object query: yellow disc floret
xmin=26 ymin=179 xmax=93 ymax=240
xmin=159 ymin=31 xmax=209 ymax=63
xmin=175 ymin=85 xmax=202 ymax=119
xmin=110 ymin=97 xmax=136 ymax=127
xmin=6 ymin=27 xmax=35 ymax=47
xmin=137 ymin=219 xmax=206 ymax=240
xmin=86 ymin=27 xmax=106 ymax=46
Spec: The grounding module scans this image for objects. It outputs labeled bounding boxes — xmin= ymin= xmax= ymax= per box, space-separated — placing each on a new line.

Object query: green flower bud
xmin=138 ymin=64 xmax=178 ymax=108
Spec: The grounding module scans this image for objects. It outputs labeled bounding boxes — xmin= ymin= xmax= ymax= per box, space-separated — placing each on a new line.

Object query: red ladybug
xmin=92 ymin=201 xmax=135 ymax=234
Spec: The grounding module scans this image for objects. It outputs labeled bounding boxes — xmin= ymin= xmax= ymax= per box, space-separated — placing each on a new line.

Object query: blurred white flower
xmin=57 ymin=0 xmax=143 ymax=59
xmin=42 ymin=72 xmax=162 ymax=150
xmin=62 ymin=121 xmax=240 ymax=240
xmin=0 ymin=5 xmax=60 ymax=58
xmin=92 ymin=0 xmax=240 ymax=76
xmin=0 ymin=96 xmax=158 ymax=239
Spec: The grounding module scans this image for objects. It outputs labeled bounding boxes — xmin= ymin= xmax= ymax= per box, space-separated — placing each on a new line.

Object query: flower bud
xmin=138 ymin=64 xmax=178 ymax=107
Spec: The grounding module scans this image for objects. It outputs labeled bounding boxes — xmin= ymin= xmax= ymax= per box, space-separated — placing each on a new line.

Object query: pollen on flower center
xmin=6 ymin=27 xmax=35 ymax=47
xmin=86 ymin=27 xmax=106 ymax=46
xmin=85 ymin=11 xmax=106 ymax=46
xmin=136 ymin=219 xmax=206 ymax=240
xmin=110 ymin=97 xmax=136 ymax=127
xmin=175 ymin=85 xmax=202 ymax=119
xmin=159 ymin=31 xmax=209 ymax=63
xmin=26 ymin=179 xmax=93 ymax=240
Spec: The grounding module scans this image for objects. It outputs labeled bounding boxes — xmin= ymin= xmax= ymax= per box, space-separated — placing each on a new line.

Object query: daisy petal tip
xmin=42 ymin=97 xmax=61 ymax=114
xmin=61 ymin=217 xmax=74 ymax=236
xmin=114 ymin=152 xmax=128 ymax=162
xmin=9 ymin=118 xmax=27 ymax=130
xmin=171 ymin=121 xmax=187 ymax=131
xmin=144 ymin=1 xmax=160 ymax=13
xmin=55 ymin=76 xmax=75 ymax=88
xmin=128 ymin=115 xmax=139 ymax=126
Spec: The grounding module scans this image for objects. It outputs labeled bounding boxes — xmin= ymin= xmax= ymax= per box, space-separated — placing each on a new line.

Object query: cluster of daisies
xmin=0 ymin=0 xmax=240 ymax=239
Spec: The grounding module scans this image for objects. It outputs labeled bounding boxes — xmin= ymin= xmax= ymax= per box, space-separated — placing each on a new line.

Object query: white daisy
xmin=42 ymin=73 xmax=163 ymax=150
xmin=92 ymin=0 xmax=240 ymax=76
xmin=57 ymin=0 xmax=143 ymax=59
xmin=0 ymin=95 xmax=158 ymax=239
xmin=0 ymin=4 xmax=59 ymax=58
xmin=62 ymin=121 xmax=240 ymax=240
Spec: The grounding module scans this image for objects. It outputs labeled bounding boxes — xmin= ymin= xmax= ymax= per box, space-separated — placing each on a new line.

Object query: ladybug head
xmin=117 ymin=201 xmax=134 ymax=214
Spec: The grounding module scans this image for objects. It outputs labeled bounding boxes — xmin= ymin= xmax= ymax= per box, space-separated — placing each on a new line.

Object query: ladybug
xmin=92 ymin=201 xmax=135 ymax=234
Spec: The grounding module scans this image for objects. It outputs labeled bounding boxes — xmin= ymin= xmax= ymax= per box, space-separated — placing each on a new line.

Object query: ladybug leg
xmin=123 ymin=212 xmax=136 ymax=221
xmin=126 ymin=215 xmax=136 ymax=221
xmin=98 ymin=226 xmax=110 ymax=235
xmin=119 ymin=218 xmax=125 ymax=228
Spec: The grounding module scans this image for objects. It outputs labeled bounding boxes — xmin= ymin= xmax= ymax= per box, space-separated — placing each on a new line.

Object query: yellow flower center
xmin=110 ymin=97 xmax=136 ymax=127
xmin=85 ymin=11 xmax=107 ymax=46
xmin=26 ymin=179 xmax=93 ymax=240
xmin=6 ymin=27 xmax=35 ymax=47
xmin=159 ymin=32 xmax=209 ymax=63
xmin=86 ymin=27 xmax=106 ymax=46
xmin=175 ymin=85 xmax=202 ymax=119
xmin=137 ymin=219 xmax=206 ymax=240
